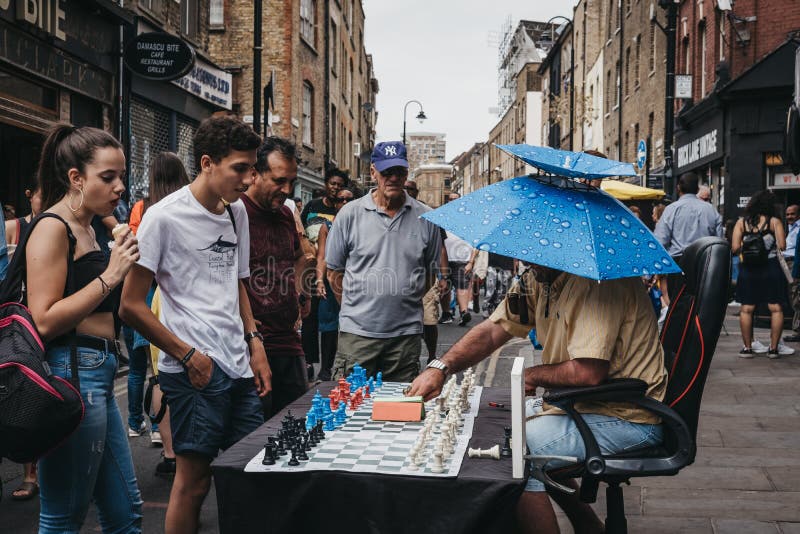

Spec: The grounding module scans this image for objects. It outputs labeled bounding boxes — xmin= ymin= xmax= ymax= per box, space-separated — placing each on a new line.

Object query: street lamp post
xmin=653 ymin=0 xmax=678 ymax=196
xmin=402 ymin=100 xmax=427 ymax=146
xmin=542 ymin=16 xmax=574 ymax=151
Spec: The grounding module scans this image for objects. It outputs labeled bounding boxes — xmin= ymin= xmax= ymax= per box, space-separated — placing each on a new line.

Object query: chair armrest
xmin=544 ymin=378 xmax=648 ymax=403
xmin=532 ymin=381 xmax=695 ymax=492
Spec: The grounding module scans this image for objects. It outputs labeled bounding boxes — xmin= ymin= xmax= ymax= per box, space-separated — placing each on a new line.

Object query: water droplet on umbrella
xmin=575 ymin=202 xmax=586 ymax=211
xmin=510 ymin=208 xmax=521 ymax=216
xmin=485 ymin=195 xmax=495 ymax=201
xmin=539 ymin=238 xmax=550 ymax=246
xmin=521 ymin=249 xmax=529 ymax=255
xmin=561 ymin=221 xmax=571 ymax=228
xmin=478 ymin=243 xmax=491 ymax=251
xmin=585 ymin=244 xmax=592 ymax=251
xmin=661 ymin=258 xmax=671 ymax=265
xmin=553 ymin=242 xmax=562 ymax=249
xmin=457 ymin=206 xmax=465 ymax=213
xmin=647 ymin=241 xmax=657 ymax=250
xmin=620 ymin=231 xmax=628 ymax=238
xmin=573 ymin=262 xmax=580 ymax=268
xmin=654 ymin=262 xmax=664 ymax=271
xmin=525 ymin=225 xmax=532 ymax=230
xmin=534 ymin=231 xmax=542 ymax=238
xmin=501 ymin=229 xmax=511 ymax=236
xmin=620 ymin=218 xmax=631 ymax=228
xmin=552 ymin=217 xmax=561 ymax=224
xmin=512 ymin=184 xmax=522 ymax=191
xmin=632 ymin=238 xmax=640 ymax=245
xmin=604 ymin=214 xmax=615 ymax=221
xmin=608 ymin=248 xmax=615 ymax=255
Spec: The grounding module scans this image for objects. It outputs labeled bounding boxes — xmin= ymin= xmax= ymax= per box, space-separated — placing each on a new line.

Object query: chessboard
xmin=245 ymin=374 xmax=483 ymax=478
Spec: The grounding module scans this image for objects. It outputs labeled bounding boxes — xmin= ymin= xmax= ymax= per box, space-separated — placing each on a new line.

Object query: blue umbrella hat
xmin=422 ymin=175 xmax=681 ymax=281
xmin=496 ymin=144 xmax=637 ymax=180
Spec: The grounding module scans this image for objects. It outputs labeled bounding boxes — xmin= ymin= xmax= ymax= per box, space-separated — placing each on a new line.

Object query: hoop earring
xmin=67 ymin=188 xmax=84 ymax=213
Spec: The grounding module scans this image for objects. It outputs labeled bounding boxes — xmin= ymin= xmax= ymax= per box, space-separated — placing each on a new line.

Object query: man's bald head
xmin=697 ymin=185 xmax=711 ymax=202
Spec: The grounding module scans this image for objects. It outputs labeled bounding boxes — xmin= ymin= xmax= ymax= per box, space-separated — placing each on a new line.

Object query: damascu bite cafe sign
xmin=124 ymin=32 xmax=195 ymax=81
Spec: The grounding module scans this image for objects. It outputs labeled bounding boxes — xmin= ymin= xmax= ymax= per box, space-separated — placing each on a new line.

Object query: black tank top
xmin=71 ymin=250 xmax=120 ymax=314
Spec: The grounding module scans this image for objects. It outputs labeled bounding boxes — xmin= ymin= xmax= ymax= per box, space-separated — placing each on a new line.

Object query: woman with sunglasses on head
xmin=25 ymin=125 xmax=142 ymax=533
xmin=314 ymin=187 xmax=355 ymax=380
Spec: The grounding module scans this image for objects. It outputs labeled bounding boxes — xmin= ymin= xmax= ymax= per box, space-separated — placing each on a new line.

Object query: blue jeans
xmin=126 ymin=345 xmax=155 ymax=433
xmin=525 ymin=399 xmax=663 ymax=492
xmin=38 ymin=345 xmax=143 ymax=534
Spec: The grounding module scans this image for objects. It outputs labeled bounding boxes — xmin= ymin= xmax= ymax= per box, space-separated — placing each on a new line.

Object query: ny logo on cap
xmin=384 ymin=146 xmax=397 ymax=156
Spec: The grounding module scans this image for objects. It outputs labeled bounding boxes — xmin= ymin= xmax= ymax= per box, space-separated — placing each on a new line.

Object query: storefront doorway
xmin=0 ymin=122 xmax=43 ymax=217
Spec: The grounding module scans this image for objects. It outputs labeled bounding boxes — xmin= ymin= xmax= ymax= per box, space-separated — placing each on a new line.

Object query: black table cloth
xmin=212 ymin=384 xmax=526 ymax=534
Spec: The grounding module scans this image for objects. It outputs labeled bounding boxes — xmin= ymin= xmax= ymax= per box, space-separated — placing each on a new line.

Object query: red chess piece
xmin=329 ymin=391 xmax=338 ymax=410
xmin=349 ymin=396 xmax=358 ymax=410
xmin=364 ymin=384 xmax=371 ymax=398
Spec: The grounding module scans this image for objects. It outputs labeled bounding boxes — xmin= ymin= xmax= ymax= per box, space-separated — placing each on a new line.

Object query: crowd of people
xmin=1 ymin=114 xmax=798 ymax=534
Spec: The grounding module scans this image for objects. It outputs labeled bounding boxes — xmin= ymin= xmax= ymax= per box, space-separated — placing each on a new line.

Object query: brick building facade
xmin=209 ymin=0 xmax=378 ymax=200
xmin=674 ymin=0 xmax=800 ymax=218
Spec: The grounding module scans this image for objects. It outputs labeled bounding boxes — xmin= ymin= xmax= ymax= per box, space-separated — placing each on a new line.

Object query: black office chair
xmin=530 ymin=237 xmax=731 ymax=534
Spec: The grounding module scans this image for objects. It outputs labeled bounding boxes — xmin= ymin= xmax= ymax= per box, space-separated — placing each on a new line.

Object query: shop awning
xmin=600 ymin=180 xmax=666 ymax=200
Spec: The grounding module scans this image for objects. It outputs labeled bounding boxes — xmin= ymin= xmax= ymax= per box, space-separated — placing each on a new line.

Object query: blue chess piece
xmin=324 ymin=413 xmax=335 ymax=431
xmin=306 ymin=410 xmax=317 ymax=430
xmin=376 ymin=372 xmax=383 ymax=388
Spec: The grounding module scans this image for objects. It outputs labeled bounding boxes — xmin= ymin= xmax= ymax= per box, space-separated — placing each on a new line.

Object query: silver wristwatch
xmin=426 ymin=358 xmax=449 ymax=375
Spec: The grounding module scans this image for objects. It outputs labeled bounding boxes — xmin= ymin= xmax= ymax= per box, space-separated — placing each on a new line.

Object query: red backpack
xmin=0 ymin=213 xmax=84 ymax=463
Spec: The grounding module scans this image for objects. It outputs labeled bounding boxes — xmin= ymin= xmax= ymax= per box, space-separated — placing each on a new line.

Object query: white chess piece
xmin=467 ymin=445 xmax=501 ymax=459
xmin=430 ymin=451 xmax=445 ymax=473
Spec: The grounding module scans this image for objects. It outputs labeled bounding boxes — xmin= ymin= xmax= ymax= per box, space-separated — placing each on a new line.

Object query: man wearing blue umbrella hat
xmin=408 ymin=146 xmax=675 ymax=534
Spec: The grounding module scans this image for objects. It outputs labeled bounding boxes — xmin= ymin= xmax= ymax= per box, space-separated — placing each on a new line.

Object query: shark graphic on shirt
xmin=198 ymin=235 xmax=236 ymax=253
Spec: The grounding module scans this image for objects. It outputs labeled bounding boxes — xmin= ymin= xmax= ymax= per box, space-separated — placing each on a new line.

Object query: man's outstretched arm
xmin=407 ymin=320 xmax=513 ymax=400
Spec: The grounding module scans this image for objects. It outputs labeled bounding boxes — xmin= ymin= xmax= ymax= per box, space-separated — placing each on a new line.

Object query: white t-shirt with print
xmin=136 ymin=185 xmax=252 ymax=378
xmin=445 ymin=230 xmax=473 ymax=263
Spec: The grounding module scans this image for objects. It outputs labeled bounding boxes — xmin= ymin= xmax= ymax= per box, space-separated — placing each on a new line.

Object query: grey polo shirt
xmin=325 ymin=190 xmax=442 ymax=338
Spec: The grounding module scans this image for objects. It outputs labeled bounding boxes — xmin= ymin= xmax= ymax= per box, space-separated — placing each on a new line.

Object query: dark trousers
xmin=300 ymin=296 xmax=320 ymax=363
xmin=318 ymin=331 xmax=338 ymax=381
xmin=259 ymin=353 xmax=308 ymax=420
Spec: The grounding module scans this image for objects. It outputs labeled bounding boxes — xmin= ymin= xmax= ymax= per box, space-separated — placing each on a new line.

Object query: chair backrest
xmin=660 ymin=237 xmax=730 ymax=442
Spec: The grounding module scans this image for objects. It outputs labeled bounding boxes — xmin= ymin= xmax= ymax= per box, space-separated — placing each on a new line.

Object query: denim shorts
xmin=158 ymin=361 xmax=264 ymax=458
xmin=525 ymin=399 xmax=663 ymax=492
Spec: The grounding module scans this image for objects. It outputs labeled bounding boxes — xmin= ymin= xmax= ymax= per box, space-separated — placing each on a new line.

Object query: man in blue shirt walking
xmin=654 ymin=172 xmax=723 ymax=257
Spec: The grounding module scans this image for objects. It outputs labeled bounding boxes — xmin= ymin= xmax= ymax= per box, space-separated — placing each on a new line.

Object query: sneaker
xmin=458 ymin=312 xmax=472 ymax=327
xmin=155 ymin=455 xmax=176 ymax=476
xmin=127 ymin=421 xmax=147 ymax=437
xmin=750 ymin=340 xmax=769 ymax=354
xmin=783 ymin=333 xmax=800 ymax=342
xmin=775 ymin=343 xmax=795 ymax=356
xmin=151 ymin=431 xmax=162 ymax=447
xmin=738 ymin=347 xmax=754 ymax=358
xmin=438 ymin=313 xmax=453 ymax=325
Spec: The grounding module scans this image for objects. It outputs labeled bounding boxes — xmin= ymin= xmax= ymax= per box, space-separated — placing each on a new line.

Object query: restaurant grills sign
xmin=124 ymin=32 xmax=195 ymax=81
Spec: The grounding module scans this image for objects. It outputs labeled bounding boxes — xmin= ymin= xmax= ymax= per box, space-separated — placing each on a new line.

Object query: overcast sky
xmin=363 ymin=0 xmax=574 ymax=161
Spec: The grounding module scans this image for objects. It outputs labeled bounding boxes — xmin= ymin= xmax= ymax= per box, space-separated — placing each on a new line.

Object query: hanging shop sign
xmin=124 ymin=32 xmax=195 ymax=81
xmin=171 ymin=57 xmax=232 ymax=110
xmin=0 ymin=18 xmax=112 ymax=103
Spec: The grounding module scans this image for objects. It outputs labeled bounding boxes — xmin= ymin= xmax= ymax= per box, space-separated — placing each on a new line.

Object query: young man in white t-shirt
xmin=120 ymin=116 xmax=271 ymax=534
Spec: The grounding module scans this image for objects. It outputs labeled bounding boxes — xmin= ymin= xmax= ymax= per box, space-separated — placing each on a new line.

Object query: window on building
xmin=624 ymin=47 xmax=630 ymax=96
xmin=209 ymin=0 xmax=223 ymax=27
xmin=649 ymin=21 xmax=656 ymax=72
xmin=302 ymin=82 xmax=313 ymax=146
xmin=700 ymin=26 xmax=707 ymax=96
xmin=634 ymin=35 xmax=641 ymax=87
xmin=647 ymin=112 xmax=654 ymax=167
xmin=139 ymin=0 xmax=163 ymax=16
xmin=634 ymin=123 xmax=639 ymax=154
xmin=181 ymin=0 xmax=198 ymax=40
xmin=615 ymin=61 xmax=620 ymax=107
xmin=347 ymin=58 xmax=353 ymax=104
xmin=684 ymin=39 xmax=691 ymax=90
xmin=625 ymin=0 xmax=631 ymax=15
xmin=330 ymin=104 xmax=337 ymax=161
xmin=300 ymin=0 xmax=315 ymax=46
xmin=330 ymin=21 xmax=338 ymax=75
xmin=606 ymin=69 xmax=612 ymax=112
xmin=719 ymin=15 xmax=726 ymax=61
xmin=607 ymin=0 xmax=615 ymax=37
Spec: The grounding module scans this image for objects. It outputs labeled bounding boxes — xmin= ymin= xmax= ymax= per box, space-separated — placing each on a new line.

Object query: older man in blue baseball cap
xmin=324 ymin=141 xmax=445 ymax=382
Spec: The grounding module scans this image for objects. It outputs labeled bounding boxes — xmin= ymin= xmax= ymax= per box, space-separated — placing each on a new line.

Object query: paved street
xmin=1 ymin=307 xmax=799 ymax=533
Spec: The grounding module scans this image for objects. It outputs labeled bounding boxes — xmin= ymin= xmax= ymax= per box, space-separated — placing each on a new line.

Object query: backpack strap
xmin=224 ymin=202 xmax=237 ymax=235
xmin=8 ymin=213 xmax=80 ymax=390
